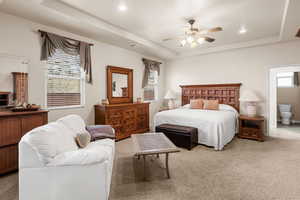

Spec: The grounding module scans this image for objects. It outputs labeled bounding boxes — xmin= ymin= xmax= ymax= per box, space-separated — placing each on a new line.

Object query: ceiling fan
xmin=163 ymin=19 xmax=223 ymax=48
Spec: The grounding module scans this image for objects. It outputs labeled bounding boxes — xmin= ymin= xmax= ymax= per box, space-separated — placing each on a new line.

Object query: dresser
xmin=94 ymin=103 xmax=149 ymax=140
xmin=0 ymin=110 xmax=48 ymax=174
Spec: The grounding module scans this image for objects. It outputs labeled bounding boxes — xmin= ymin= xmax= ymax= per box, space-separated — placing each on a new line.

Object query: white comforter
xmin=154 ymin=105 xmax=238 ymax=150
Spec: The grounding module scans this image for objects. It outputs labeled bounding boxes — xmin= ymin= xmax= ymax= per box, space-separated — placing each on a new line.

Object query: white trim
xmin=47 ymin=105 xmax=84 ymax=110
xmin=268 ymin=65 xmax=300 ymax=136
xmin=279 ymin=0 xmax=290 ymax=40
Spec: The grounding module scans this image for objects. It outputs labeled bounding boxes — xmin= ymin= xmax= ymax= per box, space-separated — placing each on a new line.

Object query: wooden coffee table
xmin=131 ymin=132 xmax=180 ymax=179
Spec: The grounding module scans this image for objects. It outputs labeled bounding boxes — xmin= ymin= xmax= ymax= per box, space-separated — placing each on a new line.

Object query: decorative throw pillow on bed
xmin=190 ymin=99 xmax=204 ymax=109
xmin=203 ymin=100 xmax=219 ymax=110
xmin=75 ymin=131 xmax=91 ymax=148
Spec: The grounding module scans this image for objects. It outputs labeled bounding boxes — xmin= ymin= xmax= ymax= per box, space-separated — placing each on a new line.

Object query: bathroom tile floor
xmin=273 ymin=123 xmax=300 ymax=139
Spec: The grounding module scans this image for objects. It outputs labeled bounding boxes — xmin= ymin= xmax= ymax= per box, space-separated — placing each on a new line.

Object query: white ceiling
xmin=0 ymin=0 xmax=299 ymax=60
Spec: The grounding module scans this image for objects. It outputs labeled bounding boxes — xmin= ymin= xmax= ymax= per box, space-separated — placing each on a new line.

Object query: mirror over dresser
xmin=95 ymin=66 xmax=149 ymax=140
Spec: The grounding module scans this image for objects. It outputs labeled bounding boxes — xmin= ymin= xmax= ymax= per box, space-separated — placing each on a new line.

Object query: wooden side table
xmin=238 ymin=115 xmax=265 ymax=142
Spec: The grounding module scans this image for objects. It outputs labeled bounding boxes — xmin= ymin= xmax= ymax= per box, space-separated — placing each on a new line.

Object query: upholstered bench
xmin=155 ymin=124 xmax=198 ymax=150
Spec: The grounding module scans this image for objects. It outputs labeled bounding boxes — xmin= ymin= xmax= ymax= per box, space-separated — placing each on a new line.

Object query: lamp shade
xmin=164 ymin=90 xmax=176 ymax=99
xmin=239 ymin=90 xmax=260 ymax=102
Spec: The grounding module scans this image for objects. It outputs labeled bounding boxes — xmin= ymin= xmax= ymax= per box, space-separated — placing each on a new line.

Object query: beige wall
xmin=277 ymin=73 xmax=300 ymax=121
xmin=0 ymin=12 xmax=165 ymax=127
xmin=165 ymin=40 xmax=300 ymax=117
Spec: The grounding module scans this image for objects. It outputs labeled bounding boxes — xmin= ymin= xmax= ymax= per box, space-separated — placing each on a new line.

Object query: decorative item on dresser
xmin=94 ymin=103 xmax=149 ymax=140
xmin=0 ymin=110 xmax=48 ymax=174
xmin=238 ymin=115 xmax=265 ymax=142
xmin=12 ymin=72 xmax=28 ymax=105
xmin=0 ymin=92 xmax=10 ymax=107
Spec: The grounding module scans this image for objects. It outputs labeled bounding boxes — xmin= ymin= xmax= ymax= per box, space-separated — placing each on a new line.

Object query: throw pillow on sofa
xmin=76 ymin=131 xmax=91 ymax=148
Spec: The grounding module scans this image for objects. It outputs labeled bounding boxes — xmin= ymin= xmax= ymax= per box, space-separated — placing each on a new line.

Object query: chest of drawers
xmin=0 ymin=110 xmax=48 ymax=174
xmin=95 ymin=103 xmax=149 ymax=140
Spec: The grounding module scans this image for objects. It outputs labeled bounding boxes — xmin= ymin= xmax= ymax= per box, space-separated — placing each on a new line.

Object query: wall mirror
xmin=107 ymin=66 xmax=133 ymax=104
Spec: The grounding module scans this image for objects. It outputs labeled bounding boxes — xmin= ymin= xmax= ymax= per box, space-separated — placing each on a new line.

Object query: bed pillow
xmin=190 ymin=99 xmax=204 ymax=109
xmin=203 ymin=100 xmax=219 ymax=110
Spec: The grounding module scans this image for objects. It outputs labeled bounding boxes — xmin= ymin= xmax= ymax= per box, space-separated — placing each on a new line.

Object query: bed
xmin=154 ymin=83 xmax=242 ymax=150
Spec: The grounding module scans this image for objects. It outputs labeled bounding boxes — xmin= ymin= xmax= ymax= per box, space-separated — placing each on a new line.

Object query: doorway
xmin=269 ymin=65 xmax=300 ymax=138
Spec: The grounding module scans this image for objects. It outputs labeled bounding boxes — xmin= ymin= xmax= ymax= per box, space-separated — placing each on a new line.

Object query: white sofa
xmin=19 ymin=115 xmax=115 ymax=200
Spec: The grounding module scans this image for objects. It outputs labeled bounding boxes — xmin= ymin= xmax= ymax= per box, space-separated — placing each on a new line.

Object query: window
xmin=277 ymin=72 xmax=294 ymax=88
xmin=46 ymin=49 xmax=85 ymax=109
xmin=143 ymin=70 xmax=158 ymax=101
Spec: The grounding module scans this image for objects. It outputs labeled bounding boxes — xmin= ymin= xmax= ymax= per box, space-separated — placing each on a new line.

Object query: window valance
xmin=39 ymin=30 xmax=93 ymax=83
xmin=142 ymin=58 xmax=161 ymax=88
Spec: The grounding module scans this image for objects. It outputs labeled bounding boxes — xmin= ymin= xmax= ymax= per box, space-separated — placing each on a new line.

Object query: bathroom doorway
xmin=269 ymin=65 xmax=300 ymax=138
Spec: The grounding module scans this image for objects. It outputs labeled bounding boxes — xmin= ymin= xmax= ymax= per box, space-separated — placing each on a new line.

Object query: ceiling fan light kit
xmin=164 ymin=19 xmax=223 ymax=48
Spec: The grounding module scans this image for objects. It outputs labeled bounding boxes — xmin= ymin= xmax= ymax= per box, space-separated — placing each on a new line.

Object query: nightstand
xmin=238 ymin=115 xmax=265 ymax=142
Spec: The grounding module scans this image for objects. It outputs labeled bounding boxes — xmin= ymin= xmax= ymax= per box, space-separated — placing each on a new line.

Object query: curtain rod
xmin=142 ymin=58 xmax=162 ymax=64
xmin=38 ymin=30 xmax=94 ymax=46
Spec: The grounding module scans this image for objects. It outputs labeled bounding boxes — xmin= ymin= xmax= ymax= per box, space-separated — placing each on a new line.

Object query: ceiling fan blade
xmin=208 ymin=27 xmax=223 ymax=32
xmin=296 ymin=28 xmax=300 ymax=37
xmin=204 ymin=37 xmax=215 ymax=42
xmin=200 ymin=27 xmax=223 ymax=34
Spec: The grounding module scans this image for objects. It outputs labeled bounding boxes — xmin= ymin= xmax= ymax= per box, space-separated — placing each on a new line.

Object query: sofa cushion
xmin=57 ymin=114 xmax=86 ymax=137
xmin=27 ymin=122 xmax=78 ymax=163
xmin=47 ymin=139 xmax=114 ymax=166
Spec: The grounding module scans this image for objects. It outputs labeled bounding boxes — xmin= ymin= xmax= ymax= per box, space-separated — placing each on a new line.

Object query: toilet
xmin=278 ymin=104 xmax=293 ymax=125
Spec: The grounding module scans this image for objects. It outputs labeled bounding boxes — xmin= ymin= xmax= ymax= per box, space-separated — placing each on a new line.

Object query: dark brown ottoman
xmin=155 ymin=124 xmax=198 ymax=150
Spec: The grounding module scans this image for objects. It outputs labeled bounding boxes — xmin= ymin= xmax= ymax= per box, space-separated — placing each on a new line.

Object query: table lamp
xmin=239 ymin=90 xmax=260 ymax=117
xmin=164 ymin=90 xmax=176 ymax=109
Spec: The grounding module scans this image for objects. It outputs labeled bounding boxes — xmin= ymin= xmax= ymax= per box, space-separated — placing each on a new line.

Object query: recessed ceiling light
xmin=118 ymin=3 xmax=127 ymax=11
xmin=239 ymin=26 xmax=247 ymax=34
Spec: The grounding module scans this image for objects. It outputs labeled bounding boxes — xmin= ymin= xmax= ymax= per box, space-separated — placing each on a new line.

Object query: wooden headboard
xmin=180 ymin=83 xmax=242 ymax=112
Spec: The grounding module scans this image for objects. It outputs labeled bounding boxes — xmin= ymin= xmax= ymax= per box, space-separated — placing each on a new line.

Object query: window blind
xmin=143 ymin=70 xmax=158 ymax=101
xmin=47 ymin=49 xmax=83 ymax=108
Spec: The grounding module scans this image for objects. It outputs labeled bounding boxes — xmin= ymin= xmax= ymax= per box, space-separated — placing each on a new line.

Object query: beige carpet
xmin=2 ymin=137 xmax=300 ymax=200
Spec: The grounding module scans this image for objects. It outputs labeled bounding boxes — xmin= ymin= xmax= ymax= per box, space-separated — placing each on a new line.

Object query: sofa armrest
xmin=86 ymin=125 xmax=116 ymax=141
